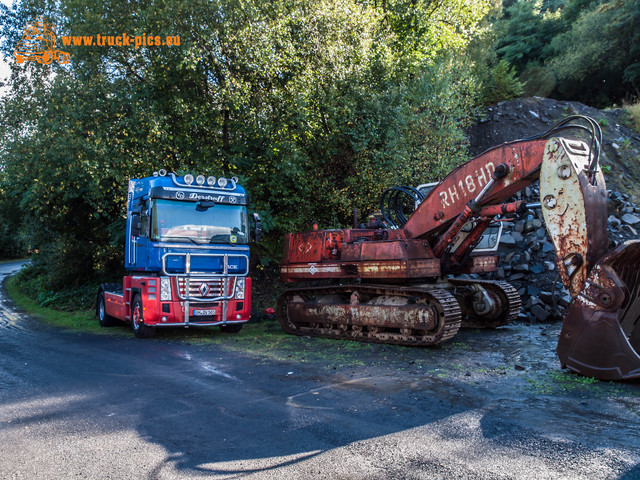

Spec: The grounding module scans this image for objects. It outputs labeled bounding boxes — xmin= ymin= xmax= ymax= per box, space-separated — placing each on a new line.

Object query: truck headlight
xmin=235 ymin=277 xmax=245 ymax=300
xmin=160 ymin=276 xmax=172 ymax=301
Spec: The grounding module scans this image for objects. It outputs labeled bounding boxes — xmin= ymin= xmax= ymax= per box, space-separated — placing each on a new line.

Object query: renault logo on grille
xmin=199 ymin=282 xmax=210 ymax=296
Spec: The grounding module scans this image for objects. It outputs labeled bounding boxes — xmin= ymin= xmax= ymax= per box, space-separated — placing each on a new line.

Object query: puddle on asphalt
xmin=200 ymin=361 xmax=239 ymax=381
xmin=0 ymin=302 xmax=30 ymax=332
xmin=289 ymin=321 xmax=640 ymax=413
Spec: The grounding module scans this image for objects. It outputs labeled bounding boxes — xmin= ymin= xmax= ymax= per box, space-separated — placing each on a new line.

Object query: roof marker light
xmin=184 ymin=174 xmax=194 ymax=185
xmin=196 ymin=175 xmax=205 ymax=185
xmin=217 ymin=178 xmax=228 ymax=188
xmin=159 ymin=169 xmax=167 ymax=177
xmin=207 ymin=176 xmax=216 ymax=186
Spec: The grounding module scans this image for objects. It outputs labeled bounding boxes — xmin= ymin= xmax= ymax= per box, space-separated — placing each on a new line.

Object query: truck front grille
xmin=176 ymin=277 xmax=235 ymax=300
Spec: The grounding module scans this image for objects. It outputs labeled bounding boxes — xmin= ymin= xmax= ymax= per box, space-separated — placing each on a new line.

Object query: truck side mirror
xmin=253 ymin=212 xmax=262 ymax=242
xmin=131 ymin=198 xmax=144 ymax=236
xmin=132 ymin=199 xmax=144 ymax=214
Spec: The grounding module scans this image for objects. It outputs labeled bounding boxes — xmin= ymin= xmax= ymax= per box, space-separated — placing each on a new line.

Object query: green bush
xmin=520 ymin=62 xmax=557 ymax=98
xmin=14 ymin=262 xmax=99 ymax=311
xmin=479 ymin=60 xmax=524 ymax=105
xmin=626 ymin=101 xmax=640 ymax=133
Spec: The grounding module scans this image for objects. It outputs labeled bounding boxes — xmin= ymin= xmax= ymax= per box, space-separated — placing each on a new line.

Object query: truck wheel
xmin=131 ymin=295 xmax=155 ymax=338
xmin=97 ymin=290 xmax=118 ymax=327
xmin=219 ymin=324 xmax=243 ymax=333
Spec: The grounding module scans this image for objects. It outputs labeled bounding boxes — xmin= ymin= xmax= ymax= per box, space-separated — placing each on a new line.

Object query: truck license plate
xmin=193 ymin=309 xmax=216 ymax=316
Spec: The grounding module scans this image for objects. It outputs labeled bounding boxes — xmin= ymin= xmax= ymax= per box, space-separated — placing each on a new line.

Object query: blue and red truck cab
xmin=96 ymin=170 xmax=261 ymax=338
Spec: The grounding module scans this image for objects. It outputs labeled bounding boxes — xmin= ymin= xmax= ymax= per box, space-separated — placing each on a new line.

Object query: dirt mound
xmin=467 ymin=96 xmax=640 ymax=199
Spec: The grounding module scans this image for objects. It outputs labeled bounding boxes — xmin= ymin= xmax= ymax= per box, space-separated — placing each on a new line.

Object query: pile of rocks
xmin=467 ymin=96 xmax=640 ymax=201
xmin=608 ymin=190 xmax=640 ymax=245
xmin=489 ymin=184 xmax=639 ymax=323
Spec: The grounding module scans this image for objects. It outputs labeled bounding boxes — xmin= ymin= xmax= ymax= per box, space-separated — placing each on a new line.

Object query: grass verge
xmin=5 ymin=275 xmax=102 ymax=333
xmin=625 ymin=101 xmax=640 ymax=133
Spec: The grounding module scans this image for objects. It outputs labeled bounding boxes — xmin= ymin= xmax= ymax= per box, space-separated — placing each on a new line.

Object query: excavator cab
xmin=416 ymin=182 xmax=504 ymax=254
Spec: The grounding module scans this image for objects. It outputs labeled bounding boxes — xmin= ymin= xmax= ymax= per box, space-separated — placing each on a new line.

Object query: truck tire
xmin=219 ymin=324 xmax=243 ymax=333
xmin=131 ymin=295 xmax=155 ymax=338
xmin=97 ymin=290 xmax=118 ymax=327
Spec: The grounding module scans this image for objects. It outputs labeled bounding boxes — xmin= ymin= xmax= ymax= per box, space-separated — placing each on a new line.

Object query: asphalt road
xmin=1 ymin=259 xmax=640 ymax=479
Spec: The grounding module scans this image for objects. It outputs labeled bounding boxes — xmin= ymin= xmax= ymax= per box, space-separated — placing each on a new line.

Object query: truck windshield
xmin=150 ymin=199 xmax=249 ymax=245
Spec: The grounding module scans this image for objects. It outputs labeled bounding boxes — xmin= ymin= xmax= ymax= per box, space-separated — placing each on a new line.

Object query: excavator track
xmin=277 ymin=284 xmax=462 ymax=347
xmin=449 ymin=279 xmax=521 ymax=328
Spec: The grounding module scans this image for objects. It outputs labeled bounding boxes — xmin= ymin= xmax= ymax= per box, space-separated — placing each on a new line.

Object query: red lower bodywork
xmin=104 ymin=275 xmax=252 ymax=327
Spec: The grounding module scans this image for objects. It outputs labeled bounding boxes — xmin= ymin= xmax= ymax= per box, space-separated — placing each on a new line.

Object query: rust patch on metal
xmin=287 ymin=302 xmax=437 ymax=331
xmin=277 ymin=284 xmax=462 ymax=347
xmin=540 ymin=138 xmax=608 ymax=296
xmin=402 ymin=140 xmax=547 ymax=240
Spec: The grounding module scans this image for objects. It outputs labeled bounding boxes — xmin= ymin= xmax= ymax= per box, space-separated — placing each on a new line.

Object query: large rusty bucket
xmin=539 ymin=136 xmax=640 ymax=380
xmin=557 ymin=241 xmax=640 ymax=380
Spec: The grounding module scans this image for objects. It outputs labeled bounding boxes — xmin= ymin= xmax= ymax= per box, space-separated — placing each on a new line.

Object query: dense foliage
xmin=494 ymin=0 xmax=640 ymax=106
xmin=0 ymin=0 xmax=491 ymax=306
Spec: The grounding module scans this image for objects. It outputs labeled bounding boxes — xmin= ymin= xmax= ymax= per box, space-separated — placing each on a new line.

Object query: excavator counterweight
xmin=278 ymin=116 xmax=640 ymax=380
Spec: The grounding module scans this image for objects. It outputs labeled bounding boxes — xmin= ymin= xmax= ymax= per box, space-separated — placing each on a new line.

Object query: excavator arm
xmin=400 ymin=138 xmax=547 ymax=241
xmin=399 ymin=118 xmax=608 ymax=290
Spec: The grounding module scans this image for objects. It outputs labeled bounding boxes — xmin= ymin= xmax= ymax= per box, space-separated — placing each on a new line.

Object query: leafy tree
xmin=550 ymin=0 xmax=640 ymax=105
xmin=494 ymin=0 xmax=563 ymax=71
xmin=0 ymin=0 xmax=489 ymax=307
xmin=492 ymin=0 xmax=640 ymax=105
xmin=465 ymin=4 xmax=525 ymax=106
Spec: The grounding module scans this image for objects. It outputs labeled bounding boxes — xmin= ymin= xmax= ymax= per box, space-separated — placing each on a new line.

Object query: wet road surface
xmin=1 ymin=259 xmax=639 ymax=479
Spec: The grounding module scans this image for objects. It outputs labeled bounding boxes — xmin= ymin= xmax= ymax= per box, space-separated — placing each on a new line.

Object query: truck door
xmin=129 ymin=199 xmax=150 ymax=268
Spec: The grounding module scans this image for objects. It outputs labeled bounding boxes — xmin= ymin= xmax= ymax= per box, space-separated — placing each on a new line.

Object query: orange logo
xmin=14 ymin=16 xmax=70 ymax=65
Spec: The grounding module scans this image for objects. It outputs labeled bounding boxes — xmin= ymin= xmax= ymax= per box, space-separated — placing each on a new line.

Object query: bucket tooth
xmin=557 ymin=241 xmax=640 ymax=380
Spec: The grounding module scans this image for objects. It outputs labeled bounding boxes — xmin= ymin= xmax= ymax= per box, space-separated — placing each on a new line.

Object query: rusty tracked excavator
xmin=277 ymin=116 xmax=640 ymax=380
